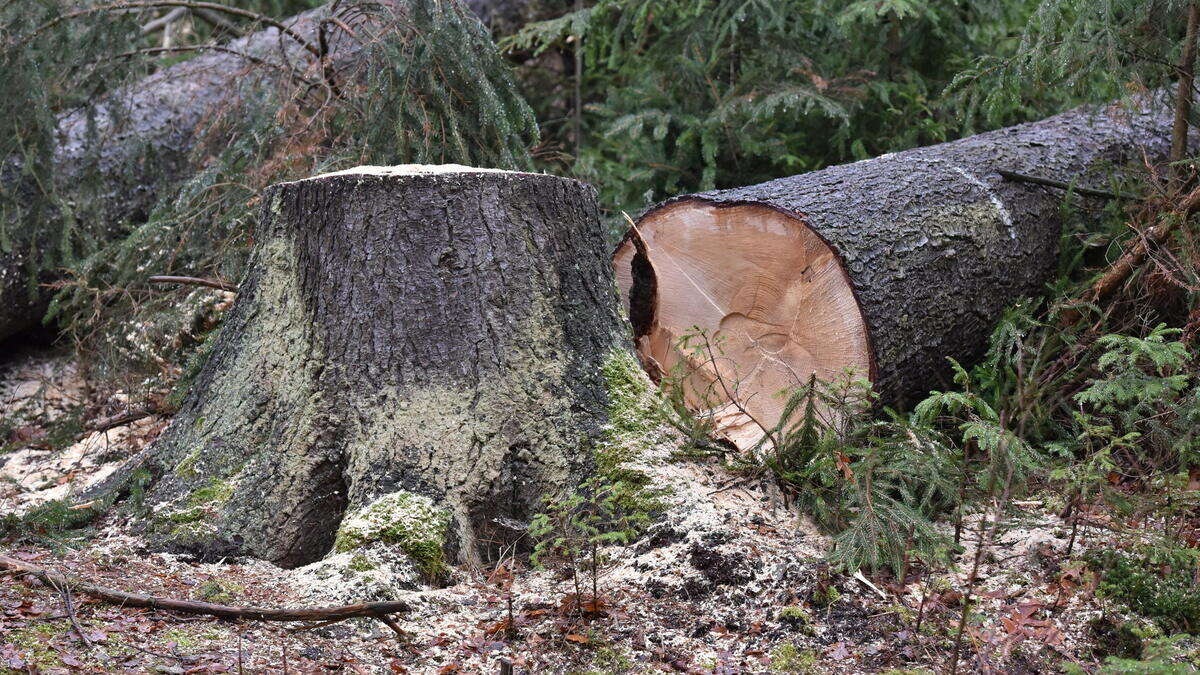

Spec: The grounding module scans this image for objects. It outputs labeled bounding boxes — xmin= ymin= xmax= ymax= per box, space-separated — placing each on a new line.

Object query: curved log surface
xmin=615 ymin=95 xmax=1179 ymax=436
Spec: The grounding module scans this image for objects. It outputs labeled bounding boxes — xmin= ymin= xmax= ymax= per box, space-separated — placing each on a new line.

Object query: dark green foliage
xmin=1093 ymin=635 xmax=1200 ymax=674
xmin=1089 ymin=548 xmax=1200 ymax=634
xmin=950 ymin=0 xmax=1197 ymax=124
xmin=765 ymin=374 xmax=959 ymax=575
xmin=506 ymin=0 xmax=1049 ymax=231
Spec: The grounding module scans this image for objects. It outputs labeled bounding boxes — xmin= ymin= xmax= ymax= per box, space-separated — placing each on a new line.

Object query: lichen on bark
xmin=103 ymin=166 xmax=631 ymax=571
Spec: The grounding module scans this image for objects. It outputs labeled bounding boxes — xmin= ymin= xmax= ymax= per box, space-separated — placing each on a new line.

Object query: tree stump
xmin=614 ymin=95 xmax=1179 ymax=443
xmin=126 ymin=165 xmax=628 ymax=569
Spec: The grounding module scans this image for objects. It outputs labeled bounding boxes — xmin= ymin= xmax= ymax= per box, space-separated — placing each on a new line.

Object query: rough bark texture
xmin=617 ymin=95 xmax=1180 ymax=410
xmin=113 ymin=166 xmax=626 ymax=570
xmin=0 ymin=0 xmax=521 ymax=344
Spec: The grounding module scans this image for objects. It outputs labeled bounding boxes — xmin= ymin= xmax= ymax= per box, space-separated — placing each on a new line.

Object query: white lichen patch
xmin=293 ymin=541 xmax=424 ymax=606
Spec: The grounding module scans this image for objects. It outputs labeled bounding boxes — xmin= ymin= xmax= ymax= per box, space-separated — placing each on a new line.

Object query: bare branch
xmin=0 ymin=555 xmax=411 ymax=629
xmin=148 ymin=275 xmax=239 ymax=292
xmin=32 ymin=1 xmax=322 ymax=61
xmin=139 ymin=6 xmax=187 ymax=36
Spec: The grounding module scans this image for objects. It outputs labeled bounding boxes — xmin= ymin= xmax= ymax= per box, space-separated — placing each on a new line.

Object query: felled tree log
xmin=110 ymin=166 xmax=626 ymax=569
xmin=614 ymin=95 xmax=1178 ymax=437
xmin=0 ymin=0 xmax=524 ymax=344
xmin=0 ymin=3 xmax=346 ymax=343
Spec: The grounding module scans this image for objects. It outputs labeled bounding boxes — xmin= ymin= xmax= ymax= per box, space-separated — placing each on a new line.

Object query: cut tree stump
xmin=107 ymin=165 xmax=627 ymax=569
xmin=614 ymin=95 xmax=1179 ymax=443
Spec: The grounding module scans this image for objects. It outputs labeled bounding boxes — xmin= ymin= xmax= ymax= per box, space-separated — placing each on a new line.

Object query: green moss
xmin=887 ymin=603 xmax=916 ymax=624
xmin=161 ymin=478 xmax=234 ymax=525
xmin=6 ymin=620 xmax=70 ymax=668
xmin=813 ymin=583 xmax=841 ymax=608
xmin=165 ymin=329 xmax=219 ymax=413
xmin=161 ymin=626 xmax=228 ymax=649
xmin=174 ymin=447 xmax=202 ymax=478
xmin=779 ymin=605 xmax=812 ymax=624
xmin=600 ymin=349 xmax=663 ymax=456
xmin=333 ymin=491 xmax=451 ymax=580
xmin=591 ymin=645 xmax=635 ymax=672
xmin=190 ymin=479 xmax=233 ymax=506
xmin=194 ymin=578 xmax=242 ymax=604
xmin=348 ymin=554 xmax=375 ymax=572
xmin=770 ymin=642 xmax=818 ymax=673
xmin=593 ymin=349 xmax=671 ymax=524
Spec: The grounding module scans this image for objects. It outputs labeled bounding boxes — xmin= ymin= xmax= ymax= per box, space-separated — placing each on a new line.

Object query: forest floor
xmin=0 ymin=345 xmax=1175 ymax=673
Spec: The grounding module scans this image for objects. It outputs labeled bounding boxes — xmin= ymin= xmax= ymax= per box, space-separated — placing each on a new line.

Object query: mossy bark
xmin=621 ymin=94 xmax=1183 ymax=408
xmin=121 ymin=165 xmax=627 ymax=568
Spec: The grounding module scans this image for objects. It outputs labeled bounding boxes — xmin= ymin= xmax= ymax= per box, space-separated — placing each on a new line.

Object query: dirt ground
xmin=0 ymin=345 xmax=1161 ymax=673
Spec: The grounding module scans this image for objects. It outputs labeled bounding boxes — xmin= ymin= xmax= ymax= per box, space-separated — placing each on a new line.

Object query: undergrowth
xmin=660 ymin=172 xmax=1200 ymax=579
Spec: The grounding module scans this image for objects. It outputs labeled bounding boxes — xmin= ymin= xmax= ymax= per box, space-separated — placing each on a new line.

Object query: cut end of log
xmin=614 ymin=199 xmax=872 ymax=443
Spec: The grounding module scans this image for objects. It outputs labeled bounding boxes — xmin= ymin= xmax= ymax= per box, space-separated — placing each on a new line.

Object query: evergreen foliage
xmin=1090 ymin=547 xmax=1200 ymax=634
xmin=950 ymin=0 xmax=1199 ymax=123
xmin=505 ymin=0 xmax=1051 ymax=229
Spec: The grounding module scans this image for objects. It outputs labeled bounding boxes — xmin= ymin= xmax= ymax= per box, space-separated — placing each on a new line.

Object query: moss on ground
xmin=770 ymin=642 xmax=818 ymax=672
xmin=333 ymin=490 xmax=451 ymax=580
xmin=6 ymin=620 xmax=72 ymax=669
xmin=779 ymin=605 xmax=812 ymax=625
xmin=813 ymin=583 xmax=841 ymax=608
xmin=194 ymin=578 xmax=243 ymax=604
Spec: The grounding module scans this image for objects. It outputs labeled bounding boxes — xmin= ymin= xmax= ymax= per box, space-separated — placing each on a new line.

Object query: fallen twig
xmin=0 ymin=555 xmax=411 ymax=634
xmin=85 ymin=406 xmax=163 ymax=434
xmin=997 ymin=169 xmax=1137 ymax=201
xmin=48 ymin=577 xmax=93 ymax=649
xmin=148 ymin=275 xmax=239 ymax=293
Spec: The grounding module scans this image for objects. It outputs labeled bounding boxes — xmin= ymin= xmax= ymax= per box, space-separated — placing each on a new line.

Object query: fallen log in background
xmin=0 ymin=0 xmax=524 ymax=344
xmin=614 ymin=95 xmax=1179 ymax=442
xmin=91 ymin=165 xmax=627 ymax=569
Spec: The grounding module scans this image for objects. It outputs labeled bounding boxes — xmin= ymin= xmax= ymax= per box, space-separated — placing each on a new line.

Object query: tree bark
xmin=614 ymin=95 xmax=1180 ymax=434
xmin=1171 ymin=2 xmax=1200 ymax=186
xmin=94 ymin=165 xmax=627 ymax=570
xmin=0 ymin=0 xmax=525 ymax=344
